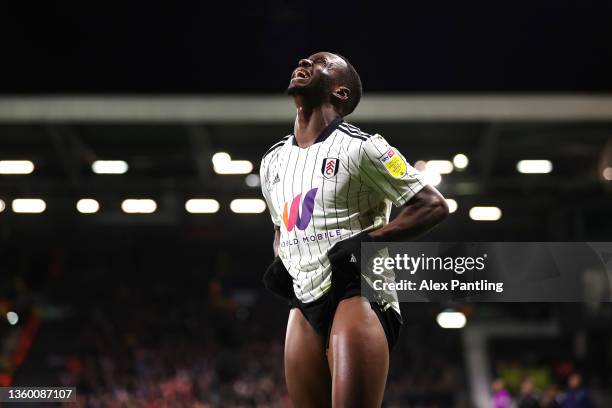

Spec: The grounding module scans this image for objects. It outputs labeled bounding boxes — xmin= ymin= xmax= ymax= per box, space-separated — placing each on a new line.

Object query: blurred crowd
xmin=3 ymin=247 xmax=607 ymax=408
xmin=492 ymin=373 xmax=595 ymax=408
xmin=59 ymin=338 xmax=289 ymax=408
xmin=51 ymin=297 xmax=463 ymax=408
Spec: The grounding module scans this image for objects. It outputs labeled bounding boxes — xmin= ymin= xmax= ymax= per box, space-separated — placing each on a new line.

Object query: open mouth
xmin=293 ymin=69 xmax=311 ymax=80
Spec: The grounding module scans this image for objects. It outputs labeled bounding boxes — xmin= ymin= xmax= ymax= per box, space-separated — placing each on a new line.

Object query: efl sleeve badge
xmin=379 ymin=148 xmax=407 ymax=178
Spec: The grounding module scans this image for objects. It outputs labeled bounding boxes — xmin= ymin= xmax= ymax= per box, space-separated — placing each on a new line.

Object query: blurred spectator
xmin=517 ymin=378 xmax=541 ymax=408
xmin=541 ymin=385 xmax=562 ymax=408
xmin=492 ymin=378 xmax=512 ymax=408
xmin=559 ymin=373 xmax=594 ymax=408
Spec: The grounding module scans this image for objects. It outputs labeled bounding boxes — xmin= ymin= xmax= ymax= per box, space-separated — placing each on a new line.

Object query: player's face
xmin=287 ymin=52 xmax=347 ymax=98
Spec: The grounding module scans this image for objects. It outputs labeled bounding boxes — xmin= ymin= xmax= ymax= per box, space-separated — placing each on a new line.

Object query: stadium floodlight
xmin=425 ymin=160 xmax=454 ymax=174
xmin=212 ymin=152 xmax=231 ymax=166
xmin=453 ymin=154 xmax=469 ymax=169
xmin=516 ymin=160 xmax=553 ymax=174
xmin=413 ymin=160 xmax=426 ymax=171
xmin=230 ymin=199 xmax=266 ymax=214
xmin=0 ymin=199 xmax=5 ymax=213
xmin=12 ymin=199 xmax=46 ymax=213
xmin=469 ymin=206 xmax=502 ymax=221
xmin=77 ymin=199 xmax=100 ymax=214
xmin=215 ymin=160 xmax=253 ymax=175
xmin=436 ymin=310 xmax=466 ymax=329
xmin=92 ymin=160 xmax=128 ymax=174
xmin=423 ymin=171 xmax=442 ymax=186
xmin=603 ymin=167 xmax=612 ymax=181
xmin=6 ymin=311 xmax=19 ymax=326
xmin=245 ymin=174 xmax=260 ymax=187
xmin=185 ymin=199 xmax=220 ymax=214
xmin=446 ymin=199 xmax=458 ymax=213
xmin=212 ymin=152 xmax=253 ymax=175
xmin=121 ymin=199 xmax=157 ymax=214
xmin=0 ymin=160 xmax=35 ymax=174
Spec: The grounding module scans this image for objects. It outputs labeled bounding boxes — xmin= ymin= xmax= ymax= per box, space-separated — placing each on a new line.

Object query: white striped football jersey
xmin=260 ymin=118 xmax=427 ymax=313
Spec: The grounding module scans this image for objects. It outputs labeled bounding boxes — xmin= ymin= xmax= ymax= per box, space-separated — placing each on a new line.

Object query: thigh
xmin=327 ymin=297 xmax=389 ymax=408
xmin=284 ymin=307 xmax=332 ymax=408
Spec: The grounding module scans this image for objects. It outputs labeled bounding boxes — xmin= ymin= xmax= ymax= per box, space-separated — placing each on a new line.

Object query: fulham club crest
xmin=321 ymin=158 xmax=339 ymax=179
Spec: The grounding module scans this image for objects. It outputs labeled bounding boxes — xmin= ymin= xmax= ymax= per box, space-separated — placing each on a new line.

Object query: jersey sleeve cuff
xmin=392 ymin=177 xmax=428 ymax=207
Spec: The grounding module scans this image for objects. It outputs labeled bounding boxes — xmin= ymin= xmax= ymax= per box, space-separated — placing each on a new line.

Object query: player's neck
xmin=293 ymin=101 xmax=340 ymax=148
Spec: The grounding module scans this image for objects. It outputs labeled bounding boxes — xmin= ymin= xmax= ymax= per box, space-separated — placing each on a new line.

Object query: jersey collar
xmin=292 ymin=117 xmax=343 ymax=147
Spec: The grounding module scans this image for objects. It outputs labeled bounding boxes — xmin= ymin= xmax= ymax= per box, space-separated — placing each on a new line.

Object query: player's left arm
xmin=327 ymin=134 xmax=448 ymax=278
xmin=358 ymin=134 xmax=449 ymax=241
xmin=369 ymin=185 xmax=448 ymax=241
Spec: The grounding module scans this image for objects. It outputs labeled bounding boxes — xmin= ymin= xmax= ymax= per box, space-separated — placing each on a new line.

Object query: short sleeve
xmin=358 ymin=134 xmax=427 ymax=207
xmin=259 ymin=157 xmax=281 ymax=227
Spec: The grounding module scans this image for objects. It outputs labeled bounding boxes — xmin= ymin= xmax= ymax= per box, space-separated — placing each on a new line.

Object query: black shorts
xmin=290 ymin=278 xmax=402 ymax=352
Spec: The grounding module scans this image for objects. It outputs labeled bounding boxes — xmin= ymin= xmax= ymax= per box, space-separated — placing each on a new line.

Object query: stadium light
xmin=12 ymin=199 xmax=46 ymax=213
xmin=6 ymin=311 xmax=18 ymax=326
xmin=0 ymin=199 xmax=5 ymax=213
xmin=216 ymin=160 xmax=253 ymax=174
xmin=0 ymin=160 xmax=35 ymax=174
xmin=469 ymin=206 xmax=502 ymax=221
xmin=517 ymin=160 xmax=553 ymax=174
xmin=121 ymin=199 xmax=157 ymax=214
xmin=212 ymin=152 xmax=253 ymax=175
xmin=185 ymin=199 xmax=220 ymax=214
xmin=425 ymin=160 xmax=454 ymax=174
xmin=245 ymin=174 xmax=260 ymax=187
xmin=92 ymin=160 xmax=129 ymax=174
xmin=423 ymin=171 xmax=442 ymax=186
xmin=416 ymin=160 xmax=443 ymax=186
xmin=603 ymin=167 xmax=612 ymax=181
xmin=413 ymin=160 xmax=426 ymax=171
xmin=230 ymin=199 xmax=266 ymax=214
xmin=212 ymin=152 xmax=231 ymax=166
xmin=436 ymin=310 xmax=466 ymax=329
xmin=77 ymin=199 xmax=100 ymax=214
xmin=446 ymin=199 xmax=458 ymax=213
xmin=453 ymin=154 xmax=469 ymax=170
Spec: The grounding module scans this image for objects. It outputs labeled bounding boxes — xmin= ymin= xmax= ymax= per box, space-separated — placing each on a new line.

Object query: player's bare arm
xmin=369 ymin=185 xmax=449 ymax=242
xmin=273 ymin=226 xmax=280 ymax=256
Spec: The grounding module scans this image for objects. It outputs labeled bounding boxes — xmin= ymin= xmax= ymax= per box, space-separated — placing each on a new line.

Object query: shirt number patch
xmin=379 ymin=148 xmax=406 ymax=178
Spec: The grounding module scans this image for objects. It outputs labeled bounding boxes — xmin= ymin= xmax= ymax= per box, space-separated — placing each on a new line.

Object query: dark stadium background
xmin=0 ymin=2 xmax=611 ymax=407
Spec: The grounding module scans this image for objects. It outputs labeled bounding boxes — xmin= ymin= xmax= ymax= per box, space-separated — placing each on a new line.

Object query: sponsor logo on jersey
xmin=279 ymin=229 xmax=343 ymax=247
xmin=282 ymin=188 xmax=318 ymax=231
xmin=321 ymin=158 xmax=339 ymax=179
xmin=379 ymin=148 xmax=407 ymax=178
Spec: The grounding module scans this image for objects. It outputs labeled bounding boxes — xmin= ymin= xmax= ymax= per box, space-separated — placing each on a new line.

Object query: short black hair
xmin=334 ymin=54 xmax=362 ymax=116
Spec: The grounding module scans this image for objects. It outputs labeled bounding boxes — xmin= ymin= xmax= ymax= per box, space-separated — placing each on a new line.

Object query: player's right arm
xmin=260 ymin=154 xmax=282 ymax=256
xmin=261 ymin=153 xmax=294 ymax=301
xmin=273 ymin=226 xmax=280 ymax=256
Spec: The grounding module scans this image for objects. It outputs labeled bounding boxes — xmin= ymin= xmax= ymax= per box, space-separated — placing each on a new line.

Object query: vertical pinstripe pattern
xmin=297 ymin=144 xmax=314 ymax=300
xmin=259 ymin=123 xmax=426 ymax=308
xmin=279 ymin=143 xmax=294 ymax=277
xmin=289 ymin=147 xmax=304 ymax=292
xmin=344 ymin=137 xmax=354 ymax=235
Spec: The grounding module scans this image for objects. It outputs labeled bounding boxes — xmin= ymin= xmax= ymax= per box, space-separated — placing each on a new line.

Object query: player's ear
xmin=332 ymin=86 xmax=350 ymax=102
